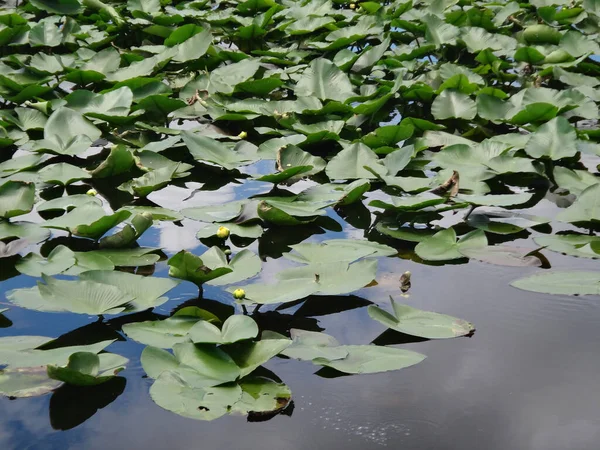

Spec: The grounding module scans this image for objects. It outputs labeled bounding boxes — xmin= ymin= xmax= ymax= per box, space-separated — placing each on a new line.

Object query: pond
xmin=1 ymin=0 xmax=600 ymax=449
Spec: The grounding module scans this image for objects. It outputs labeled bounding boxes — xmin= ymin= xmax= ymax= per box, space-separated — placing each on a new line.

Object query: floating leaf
xmin=556 ymin=183 xmax=600 ymax=224
xmin=368 ymin=297 xmax=474 ymax=339
xmin=189 ymin=315 xmax=259 ymax=345
xmin=7 ymin=276 xmax=133 ymax=315
xmin=511 ymin=271 xmax=600 ymax=295
xmin=415 ymin=229 xmax=486 ymax=261
xmin=281 ymin=329 xmax=348 ymax=361
xmin=0 ymin=181 xmax=35 ymax=218
xmin=313 ymin=345 xmax=426 ymax=374
xmin=168 ymin=250 xmax=232 ymax=286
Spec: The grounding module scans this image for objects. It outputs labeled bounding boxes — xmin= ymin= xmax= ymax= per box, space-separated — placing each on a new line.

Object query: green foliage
xmin=0 ymin=0 xmax=598 ymax=424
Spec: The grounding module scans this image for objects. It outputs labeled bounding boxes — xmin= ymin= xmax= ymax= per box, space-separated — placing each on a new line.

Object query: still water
xmin=1 ymin=172 xmax=599 ymax=450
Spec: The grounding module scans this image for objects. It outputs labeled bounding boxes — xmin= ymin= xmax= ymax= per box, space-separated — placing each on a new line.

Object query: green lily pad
xmin=415 ymin=228 xmax=487 ymax=261
xmin=189 ymin=315 xmax=259 ymax=345
xmin=511 ymin=271 xmax=600 ymax=295
xmin=313 ymin=345 xmax=426 ymax=374
xmin=168 ymin=249 xmax=232 ymax=286
xmin=368 ymin=297 xmax=474 ymax=339
xmin=0 ymin=181 xmax=35 ymax=218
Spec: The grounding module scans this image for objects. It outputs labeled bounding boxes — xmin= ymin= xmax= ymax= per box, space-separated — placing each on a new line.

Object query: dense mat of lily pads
xmin=0 ymin=0 xmax=599 ymax=422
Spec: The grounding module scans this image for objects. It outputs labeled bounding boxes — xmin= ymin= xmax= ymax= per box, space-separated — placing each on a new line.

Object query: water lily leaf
xmin=511 ymin=271 xmax=600 ymax=295
xmin=255 ymin=165 xmax=313 ymax=184
xmin=6 ymin=274 xmax=133 ymax=315
xmin=524 ymin=116 xmax=578 ymax=160
xmin=205 ymin=249 xmax=262 ymax=286
xmin=99 ymin=213 xmax=153 ymax=248
xmin=43 ymin=204 xmax=131 ymax=240
xmin=432 ymin=90 xmax=477 ymax=120
xmin=534 ymin=234 xmax=600 ymax=259
xmin=235 ymin=259 xmax=378 ymax=304
xmin=295 ymin=58 xmax=355 ymax=102
xmin=65 ymin=87 xmax=132 ymax=119
xmin=182 ymin=201 xmax=245 ymax=222
xmin=29 ymin=0 xmax=83 ymax=15
xmin=257 ymin=199 xmax=327 ymax=226
xmin=189 ymin=315 xmax=258 ymax=344
xmin=174 ymin=342 xmax=241 ymax=384
xmin=375 ymin=223 xmax=437 ymax=242
xmin=0 ymin=337 xmax=114 ymax=369
xmin=35 ymin=108 xmax=101 ymax=156
xmin=313 ymin=345 xmax=426 ymax=374
xmin=363 ymin=124 xmax=414 ymax=150
xmin=118 ymin=166 xmax=178 ymax=197
xmin=0 ymin=181 xmax=35 ymax=218
xmin=298 ymin=180 xmax=371 ymax=206
xmin=278 ymin=145 xmax=326 ymax=177
xmin=89 ymin=247 xmax=161 ymax=267
xmin=283 ymin=239 xmax=395 ymax=264
xmin=368 ymin=297 xmax=474 ymax=339
xmin=149 ymin=371 xmax=242 ymax=421
xmin=37 ymin=163 xmax=89 ymax=186
xmin=281 ymin=329 xmax=348 ymax=361
xmin=553 ymin=167 xmax=599 ymax=196
xmin=196 ymin=222 xmax=263 ymax=239
xmin=459 ymin=245 xmax=544 ymax=267
xmin=226 ymin=339 xmax=292 ymax=378
xmin=467 ymin=211 xmax=549 ymax=234
xmin=0 ymin=238 xmax=30 ymax=258
xmin=121 ymin=206 xmax=182 ymax=221
xmin=181 ymin=131 xmax=257 ymax=170
xmin=0 ymin=154 xmax=43 ymax=177
xmin=47 ymin=352 xmax=127 ymax=386
xmin=370 ymin=192 xmax=446 ymax=211
xmin=455 ymin=193 xmax=533 ymax=207
xmin=168 ymin=250 xmax=232 ymax=286
xmin=37 ymin=194 xmax=101 ymax=212
xmin=79 ymin=270 xmax=179 ymax=312
xmin=91 ymin=145 xmax=135 ymax=178
xmin=16 ymin=245 xmax=76 ymax=276
xmin=0 ymin=221 xmax=50 ymax=243
xmin=124 ymin=317 xmax=201 ymax=349
xmin=0 ymin=367 xmax=62 ymax=398
xmin=556 ymin=183 xmax=600 ymax=224
xmin=231 ymin=376 xmax=291 ymax=416
xmin=326 ymin=143 xmax=381 ymax=180
xmin=422 ymin=14 xmax=459 ymax=47
xmin=415 ymin=228 xmax=486 ymax=261
xmin=141 ymin=346 xmax=180 ymax=379
xmin=2 ymin=108 xmax=48 ymax=131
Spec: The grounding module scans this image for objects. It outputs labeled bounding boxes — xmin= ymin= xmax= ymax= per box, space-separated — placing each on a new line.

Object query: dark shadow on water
xmin=258 ymin=224 xmax=326 ymax=260
xmin=170 ymin=297 xmax=235 ymax=322
xmin=49 ymin=377 xmax=127 ymax=431
xmin=314 ymin=366 xmax=351 ymax=379
xmin=0 ymin=311 xmax=12 ymax=328
xmin=252 ymin=311 xmax=323 ymax=336
xmin=335 ymin=202 xmax=372 ymax=230
xmin=371 ymin=329 xmax=430 ymax=346
xmin=292 ymin=295 xmax=373 ymax=317
xmin=37 ymin=320 xmax=126 ymax=349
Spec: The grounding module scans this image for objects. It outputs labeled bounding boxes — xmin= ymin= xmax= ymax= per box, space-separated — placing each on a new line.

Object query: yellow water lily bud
xmin=233 ymin=288 xmax=246 ymax=300
xmin=350 ymin=3 xmax=356 ymax=8
xmin=86 ymin=188 xmax=97 ymax=196
xmin=238 ymin=131 xmax=248 ymax=139
xmin=216 ymin=226 xmax=230 ymax=239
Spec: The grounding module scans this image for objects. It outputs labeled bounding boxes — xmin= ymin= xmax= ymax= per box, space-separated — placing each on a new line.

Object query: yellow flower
xmin=350 ymin=3 xmax=356 ymax=8
xmin=233 ymin=288 xmax=246 ymax=300
xmin=238 ymin=131 xmax=248 ymax=139
xmin=216 ymin=226 xmax=230 ymax=239
xmin=86 ymin=188 xmax=97 ymax=196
